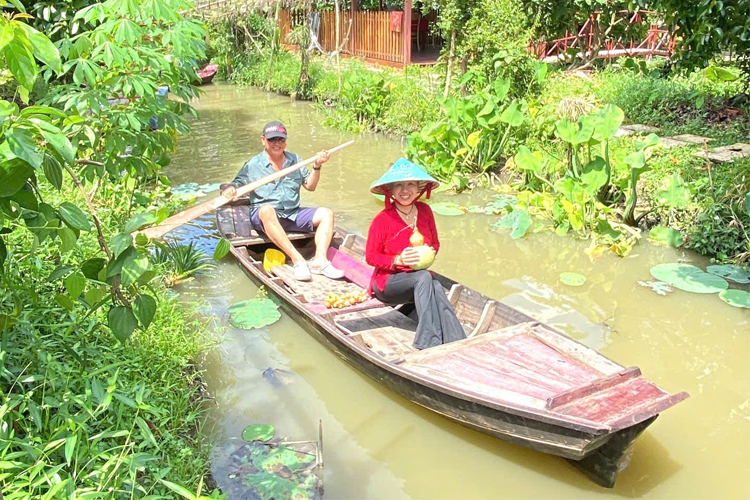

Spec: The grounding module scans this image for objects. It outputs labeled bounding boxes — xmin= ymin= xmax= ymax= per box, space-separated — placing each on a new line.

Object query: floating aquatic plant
xmin=228 ymin=297 xmax=281 ymax=329
xmin=560 ymin=272 xmax=587 ymax=287
xmin=707 ymin=264 xmax=750 ymax=284
xmin=719 ymin=290 xmax=750 ymax=309
xmin=154 ymin=240 xmax=215 ymax=286
xmin=649 ymin=263 xmax=728 ymax=294
xmin=171 ymin=182 xmax=222 ymax=201
xmin=242 ymin=424 xmax=275 ymax=442
xmin=638 ymin=280 xmax=673 ymax=296
xmin=467 ymin=194 xmax=517 ymax=215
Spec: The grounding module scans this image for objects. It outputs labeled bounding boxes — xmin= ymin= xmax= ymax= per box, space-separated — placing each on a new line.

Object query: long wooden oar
xmin=138 ymin=140 xmax=355 ymax=240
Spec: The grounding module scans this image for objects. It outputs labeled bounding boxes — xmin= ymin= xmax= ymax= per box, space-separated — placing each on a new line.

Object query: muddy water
xmin=166 ymin=83 xmax=749 ymax=500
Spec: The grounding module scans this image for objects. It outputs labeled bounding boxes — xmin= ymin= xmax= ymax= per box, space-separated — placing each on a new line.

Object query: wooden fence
xmin=279 ymin=9 xmax=405 ymax=65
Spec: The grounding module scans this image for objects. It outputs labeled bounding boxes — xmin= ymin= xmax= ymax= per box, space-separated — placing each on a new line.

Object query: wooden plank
xmin=337 ymin=307 xmax=417 ymax=347
xmin=401 ymin=323 xmax=536 ymax=364
xmin=229 ymin=231 xmax=313 ymax=248
xmin=469 ymin=300 xmax=497 ymax=337
xmin=271 ymin=264 xmax=363 ymax=302
xmin=232 ymin=204 xmax=252 ymax=238
xmin=335 ymin=310 xmax=416 ymax=359
xmin=529 ymin=323 xmax=622 ymax=376
xmin=546 ymin=367 xmax=641 ymax=409
xmin=447 ymin=284 xmax=463 ymax=306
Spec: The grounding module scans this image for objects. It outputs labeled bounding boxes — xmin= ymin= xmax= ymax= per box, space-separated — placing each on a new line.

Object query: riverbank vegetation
xmin=1 ymin=0 xmax=222 ymax=496
xmin=201 ymin=1 xmax=750 ymax=264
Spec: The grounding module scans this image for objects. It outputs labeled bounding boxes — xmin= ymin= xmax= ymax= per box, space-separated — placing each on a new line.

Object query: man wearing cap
xmin=221 ymin=121 xmax=345 ymax=282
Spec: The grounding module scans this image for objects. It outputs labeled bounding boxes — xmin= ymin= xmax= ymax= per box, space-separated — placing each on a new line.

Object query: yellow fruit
xmin=409 ymin=227 xmax=425 ymax=247
xmin=410 ymin=245 xmax=436 ymax=271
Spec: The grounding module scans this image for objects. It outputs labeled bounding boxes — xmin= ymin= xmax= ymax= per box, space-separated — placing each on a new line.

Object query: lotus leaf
xmin=225 ymin=440 xmax=321 ymax=500
xmin=560 ymin=272 xmax=586 ymax=287
xmin=650 ymin=263 xmax=728 ymax=294
xmin=430 ymin=202 xmax=465 ymax=216
xmin=242 ymin=424 xmax=275 ymax=442
xmin=707 ymin=264 xmax=750 ymax=284
xmin=657 ymin=173 xmax=691 ymax=209
xmin=648 ymin=226 xmax=683 ymax=248
xmin=718 ymin=290 xmax=750 ymax=309
xmin=493 ymin=209 xmax=531 ymax=239
xmin=637 ymin=280 xmax=673 ymax=296
xmin=229 ymin=297 xmax=281 ymax=329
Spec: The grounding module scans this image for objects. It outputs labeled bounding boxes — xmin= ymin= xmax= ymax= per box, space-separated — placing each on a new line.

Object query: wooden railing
xmin=279 ymin=9 xmax=405 ymax=65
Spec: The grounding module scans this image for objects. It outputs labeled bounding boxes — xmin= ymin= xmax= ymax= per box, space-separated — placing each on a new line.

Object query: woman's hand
xmin=399 ymin=247 xmax=421 ymax=267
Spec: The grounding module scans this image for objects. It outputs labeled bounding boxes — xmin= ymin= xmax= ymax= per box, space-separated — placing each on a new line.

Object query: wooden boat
xmin=197 ymin=64 xmax=218 ymax=85
xmin=216 ymin=201 xmax=688 ymax=488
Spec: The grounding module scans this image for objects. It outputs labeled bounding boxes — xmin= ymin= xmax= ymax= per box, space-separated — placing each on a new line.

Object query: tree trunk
xmin=298 ymin=3 xmax=312 ymax=95
xmin=266 ymin=1 xmax=281 ymax=92
xmin=459 ymin=54 xmax=469 ymax=96
xmin=443 ymin=30 xmax=456 ymax=99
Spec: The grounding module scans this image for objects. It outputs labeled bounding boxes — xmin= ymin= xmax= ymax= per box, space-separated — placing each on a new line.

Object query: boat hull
xmin=230 ymin=246 xmax=650 ymax=487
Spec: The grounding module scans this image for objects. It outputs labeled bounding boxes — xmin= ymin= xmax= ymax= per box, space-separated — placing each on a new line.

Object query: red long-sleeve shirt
xmin=365 ymin=201 xmax=440 ymax=294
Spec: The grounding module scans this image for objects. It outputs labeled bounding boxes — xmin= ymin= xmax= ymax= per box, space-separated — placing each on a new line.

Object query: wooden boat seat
xmin=335 ymin=308 xmax=418 ymax=360
xmin=216 ymin=203 xmax=314 ymax=247
xmin=270 ymin=264 xmax=363 ymax=303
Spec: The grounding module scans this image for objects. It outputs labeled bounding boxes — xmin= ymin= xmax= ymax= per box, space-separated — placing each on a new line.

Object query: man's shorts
xmin=250 ymin=206 xmax=318 ymax=236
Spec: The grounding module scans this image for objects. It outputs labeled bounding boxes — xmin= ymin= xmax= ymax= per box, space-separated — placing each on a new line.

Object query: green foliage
xmin=650 ymin=262 xmax=729 ymax=294
xmin=0 ymin=239 xmax=217 ymax=497
xmin=559 ymin=272 xmax=586 ymax=287
xmin=228 ymin=296 xmax=282 ymax=330
xmin=155 ymin=240 xmax=216 ymax=285
xmin=406 ymin=79 xmax=525 ymax=182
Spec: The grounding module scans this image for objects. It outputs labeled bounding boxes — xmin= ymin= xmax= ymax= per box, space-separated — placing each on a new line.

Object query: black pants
xmin=373 ymin=270 xmax=466 ymax=350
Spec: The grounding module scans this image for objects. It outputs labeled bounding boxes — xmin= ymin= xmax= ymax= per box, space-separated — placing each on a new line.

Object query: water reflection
xmin=167 ymin=83 xmax=750 ymax=500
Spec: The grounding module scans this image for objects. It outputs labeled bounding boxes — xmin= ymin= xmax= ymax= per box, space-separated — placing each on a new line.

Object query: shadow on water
xmin=167 ymin=83 xmax=750 ymax=500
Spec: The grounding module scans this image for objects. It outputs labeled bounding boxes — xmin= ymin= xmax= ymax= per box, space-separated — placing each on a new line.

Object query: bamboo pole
xmin=137 ymin=141 xmax=355 ymax=240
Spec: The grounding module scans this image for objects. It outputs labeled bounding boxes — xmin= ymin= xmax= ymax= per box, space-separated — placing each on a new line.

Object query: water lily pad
xmin=430 ymin=202 xmax=466 ymax=216
xmin=719 ymin=289 xmax=750 ymax=309
xmin=650 ymin=263 xmax=728 ymax=294
xmin=228 ymin=297 xmax=281 ymax=329
xmin=638 ymin=280 xmax=673 ymax=296
xmin=199 ymin=182 xmax=222 ymax=192
xmin=707 ymin=264 xmax=750 ymax=284
xmin=560 ymin=272 xmax=587 ymax=287
xmin=242 ymin=424 xmax=275 ymax=442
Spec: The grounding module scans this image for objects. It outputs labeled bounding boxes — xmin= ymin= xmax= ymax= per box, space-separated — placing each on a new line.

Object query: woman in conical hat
xmin=365 ymin=158 xmax=466 ymax=350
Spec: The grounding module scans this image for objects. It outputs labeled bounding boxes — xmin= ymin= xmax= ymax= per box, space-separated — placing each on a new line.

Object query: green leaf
xmin=241 ymin=424 xmax=275 ymax=442
xmin=555 ymin=119 xmax=577 ymax=145
xmin=706 ymin=264 xmax=750 ymax=284
xmin=648 ymin=226 xmax=683 ymax=248
xmin=718 ymin=289 xmax=750 ymax=309
xmin=65 ymin=272 xmax=85 ymax=299
xmin=64 ymin=434 xmax=77 ymax=466
xmin=42 ymin=155 xmax=63 ymax=190
xmin=108 ymin=306 xmax=138 ymax=343
xmin=493 ymin=209 xmax=532 ymax=239
xmin=499 ymin=100 xmax=523 ymax=127
xmin=745 ymin=192 xmax=749 ymax=218
xmin=123 ymin=211 xmax=158 ymax=233
xmin=228 ymin=297 xmax=281 ymax=330
xmin=0 ymin=159 xmax=34 ymax=197
xmin=0 ymin=237 xmax=6 ymax=268
xmin=429 ymin=202 xmax=465 ymax=216
xmin=650 ymin=263 xmax=728 ymax=294
xmin=6 ymin=127 xmax=43 ymax=168
xmin=580 ymin=157 xmax=608 ymax=194
xmin=58 ymin=226 xmax=77 ymax=253
xmin=121 ymin=254 xmax=149 ymax=286
xmin=48 ymin=264 xmax=74 ymax=282
xmin=135 ymin=416 xmax=159 ymax=448
xmin=2 ymin=32 xmax=37 ymax=89
xmin=81 ymin=257 xmax=106 ymax=280
xmin=514 ymin=146 xmax=544 ymax=174
xmin=213 ymin=238 xmax=230 ymax=260
xmin=134 ymin=294 xmax=157 ymax=329
xmin=111 ymin=233 xmax=133 ymax=259
xmin=705 ymin=66 xmax=739 ymax=82
xmin=592 ymin=105 xmax=624 ymax=141
xmin=466 ymin=130 xmax=482 ymax=148
xmin=560 ymin=272 xmax=587 ymax=287
xmin=635 ymin=133 xmax=661 ymax=151
xmin=35 ymin=122 xmax=75 ymax=165
xmin=55 ymin=293 xmax=75 ymax=310
xmin=21 ymin=24 xmax=63 ymax=73
xmin=58 ymin=202 xmax=91 ymax=231
xmin=657 ymin=173 xmax=691 ymax=209
xmin=158 ymin=479 xmax=196 ymax=500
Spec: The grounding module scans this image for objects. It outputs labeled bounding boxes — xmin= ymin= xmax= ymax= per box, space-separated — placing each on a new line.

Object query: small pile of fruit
xmin=325 ymin=290 xmax=369 ymax=309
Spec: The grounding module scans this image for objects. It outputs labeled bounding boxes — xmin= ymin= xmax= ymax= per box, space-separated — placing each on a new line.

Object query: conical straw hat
xmin=370 ymin=158 xmax=440 ymax=196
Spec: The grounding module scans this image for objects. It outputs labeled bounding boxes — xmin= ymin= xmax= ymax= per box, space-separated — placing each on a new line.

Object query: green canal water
xmin=165 ymin=83 xmax=750 ymax=500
